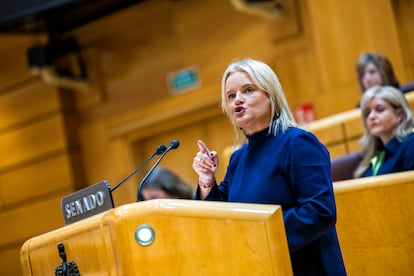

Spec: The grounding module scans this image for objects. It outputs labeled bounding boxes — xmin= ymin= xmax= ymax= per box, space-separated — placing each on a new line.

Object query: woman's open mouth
xmin=234 ymin=106 xmax=245 ymax=115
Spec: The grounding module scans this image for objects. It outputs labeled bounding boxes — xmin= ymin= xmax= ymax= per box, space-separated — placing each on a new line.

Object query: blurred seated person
xmin=356 ymin=52 xmax=406 ymax=108
xmin=357 ymin=52 xmax=414 ymax=94
xmin=357 ymin=52 xmax=400 ymax=94
xmin=354 ymin=86 xmax=414 ymax=178
xmin=331 ymin=53 xmax=412 ymax=180
xmin=141 ymin=167 xmax=194 ymax=200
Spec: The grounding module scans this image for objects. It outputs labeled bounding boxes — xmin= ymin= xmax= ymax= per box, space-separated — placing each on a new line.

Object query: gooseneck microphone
xmin=110 ymin=144 xmax=168 ymax=192
xmin=137 ymin=140 xmax=180 ymax=202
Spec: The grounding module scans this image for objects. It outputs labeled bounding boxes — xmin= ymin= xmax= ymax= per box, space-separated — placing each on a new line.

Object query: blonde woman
xmin=192 ymin=58 xmax=346 ymax=276
xmin=354 ymin=86 xmax=414 ymax=177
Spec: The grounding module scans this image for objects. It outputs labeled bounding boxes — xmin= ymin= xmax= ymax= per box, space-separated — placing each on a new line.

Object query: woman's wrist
xmin=199 ymin=178 xmax=215 ymax=189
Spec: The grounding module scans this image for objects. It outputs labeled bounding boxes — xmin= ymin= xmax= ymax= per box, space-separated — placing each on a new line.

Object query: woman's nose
xmin=367 ymin=111 xmax=376 ymax=119
xmin=234 ymin=91 xmax=244 ymax=103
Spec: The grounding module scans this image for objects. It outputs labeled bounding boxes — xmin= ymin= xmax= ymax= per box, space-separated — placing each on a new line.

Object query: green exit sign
xmin=168 ymin=66 xmax=200 ymax=94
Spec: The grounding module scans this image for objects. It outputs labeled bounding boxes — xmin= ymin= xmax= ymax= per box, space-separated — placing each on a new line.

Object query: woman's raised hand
xmin=192 ymin=140 xmax=219 ymax=188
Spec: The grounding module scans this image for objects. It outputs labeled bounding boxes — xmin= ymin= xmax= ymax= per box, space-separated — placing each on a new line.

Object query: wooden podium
xmin=20 ymin=199 xmax=292 ymax=275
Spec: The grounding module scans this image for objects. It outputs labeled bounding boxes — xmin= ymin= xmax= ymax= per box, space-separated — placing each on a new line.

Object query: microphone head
xmin=156 ymin=144 xmax=168 ymax=155
xmin=169 ymin=140 xmax=180 ymax=149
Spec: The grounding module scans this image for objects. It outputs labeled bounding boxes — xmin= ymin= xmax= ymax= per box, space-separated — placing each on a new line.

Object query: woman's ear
xmin=396 ymin=108 xmax=404 ymax=123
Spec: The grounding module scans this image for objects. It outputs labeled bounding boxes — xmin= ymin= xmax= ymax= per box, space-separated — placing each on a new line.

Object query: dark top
xmin=196 ymin=127 xmax=346 ymax=276
xmin=400 ymin=81 xmax=414 ymax=94
xmin=363 ymin=132 xmax=414 ymax=177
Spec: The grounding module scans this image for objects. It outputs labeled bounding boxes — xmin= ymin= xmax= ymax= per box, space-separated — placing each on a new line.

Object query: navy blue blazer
xmin=198 ymin=127 xmax=347 ymax=275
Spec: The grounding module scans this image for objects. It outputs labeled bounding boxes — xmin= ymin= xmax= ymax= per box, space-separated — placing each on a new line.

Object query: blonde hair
xmin=354 ymin=86 xmax=414 ymax=177
xmin=221 ymin=58 xmax=296 ymax=143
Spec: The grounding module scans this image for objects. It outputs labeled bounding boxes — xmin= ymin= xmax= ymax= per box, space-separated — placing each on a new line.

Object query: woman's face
xmin=362 ymin=63 xmax=383 ymax=91
xmin=225 ymin=71 xmax=271 ymax=135
xmin=364 ymin=96 xmax=402 ymax=144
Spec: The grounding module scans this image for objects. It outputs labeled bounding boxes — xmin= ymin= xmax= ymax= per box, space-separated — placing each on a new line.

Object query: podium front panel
xmin=21 ymin=199 xmax=292 ymax=275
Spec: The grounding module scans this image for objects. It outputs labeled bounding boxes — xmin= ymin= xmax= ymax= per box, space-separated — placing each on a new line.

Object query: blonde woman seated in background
xmin=354 ymin=86 xmax=414 ymax=177
xmin=141 ymin=167 xmax=194 ymax=200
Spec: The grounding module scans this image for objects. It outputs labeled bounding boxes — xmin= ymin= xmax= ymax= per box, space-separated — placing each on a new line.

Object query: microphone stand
xmin=137 ymin=140 xmax=179 ymax=202
xmin=110 ymin=144 xmax=167 ymax=193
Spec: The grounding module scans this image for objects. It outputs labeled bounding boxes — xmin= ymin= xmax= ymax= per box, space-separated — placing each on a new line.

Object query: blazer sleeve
xmin=282 ymin=132 xmax=337 ymax=252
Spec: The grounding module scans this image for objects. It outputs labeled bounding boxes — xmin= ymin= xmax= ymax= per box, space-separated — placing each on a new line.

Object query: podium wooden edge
xmin=334 ymin=171 xmax=414 ymax=194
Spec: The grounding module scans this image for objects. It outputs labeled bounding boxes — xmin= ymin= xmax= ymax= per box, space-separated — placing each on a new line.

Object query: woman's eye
xmin=245 ymin=87 xmax=254 ymax=93
xmin=227 ymin=93 xmax=235 ymax=100
xmin=364 ymin=109 xmax=371 ymax=117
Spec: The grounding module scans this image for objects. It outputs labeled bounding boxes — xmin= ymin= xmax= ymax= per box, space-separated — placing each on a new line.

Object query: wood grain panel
xmin=0 ymin=194 xmax=65 ymax=247
xmin=334 ymin=171 xmax=414 ymax=275
xmin=0 ymin=154 xmax=74 ymax=207
xmin=392 ymin=0 xmax=414 ymax=81
xmin=306 ymin=123 xmax=344 ymax=147
xmin=106 ymin=84 xmax=220 ymax=140
xmin=304 ymin=109 xmax=362 ymax=156
xmin=0 ymin=115 xmax=67 ymax=169
xmin=20 ymin=215 xmax=107 ymax=276
xmin=326 ymin=144 xmax=347 ymax=159
xmin=0 ymin=246 xmax=22 ymax=276
xmin=73 ymin=0 xmax=310 ymax=122
xmin=306 ymin=0 xmax=403 ymax=90
xmin=0 ymin=81 xmax=59 ymax=130
xmin=0 ymin=35 xmax=44 ymax=90
xmin=304 ymin=0 xmax=408 ymax=117
xmin=343 ymin=115 xmax=364 ymax=140
xmin=347 ymin=139 xmax=361 ymax=154
xmin=20 ymin=200 xmax=292 ymax=275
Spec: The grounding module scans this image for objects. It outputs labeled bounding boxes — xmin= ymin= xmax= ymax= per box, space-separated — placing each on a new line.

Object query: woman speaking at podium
xmin=192 ymin=59 xmax=346 ymax=276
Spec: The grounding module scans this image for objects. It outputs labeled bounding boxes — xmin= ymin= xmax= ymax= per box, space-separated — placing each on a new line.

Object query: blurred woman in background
xmin=141 ymin=167 xmax=194 ymax=200
xmin=356 ymin=52 xmax=400 ymax=93
xmin=354 ymin=86 xmax=414 ymax=177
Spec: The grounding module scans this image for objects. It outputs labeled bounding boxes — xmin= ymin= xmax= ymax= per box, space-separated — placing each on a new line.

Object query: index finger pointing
xmin=197 ymin=140 xmax=210 ymax=154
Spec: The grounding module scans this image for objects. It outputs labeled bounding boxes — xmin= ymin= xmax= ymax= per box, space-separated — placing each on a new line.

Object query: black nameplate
xmin=61 ymin=180 xmax=114 ymax=225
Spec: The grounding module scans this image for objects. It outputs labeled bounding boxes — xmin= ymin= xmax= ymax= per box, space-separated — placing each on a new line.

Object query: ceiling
xmin=0 ymin=0 xmax=277 ymax=34
xmin=0 ymin=0 xmax=144 ymax=34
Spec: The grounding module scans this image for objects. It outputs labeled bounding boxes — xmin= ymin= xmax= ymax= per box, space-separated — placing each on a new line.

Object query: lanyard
xmin=371 ymin=150 xmax=385 ymax=176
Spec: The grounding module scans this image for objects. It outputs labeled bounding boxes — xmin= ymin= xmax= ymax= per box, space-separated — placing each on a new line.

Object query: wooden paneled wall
xmin=0 ymin=0 xmax=412 ymax=275
xmin=70 ymin=0 xmax=413 ymax=204
xmin=0 ymin=37 xmax=85 ymax=275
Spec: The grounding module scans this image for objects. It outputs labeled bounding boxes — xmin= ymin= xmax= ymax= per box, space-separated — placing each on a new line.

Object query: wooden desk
xmin=334 ymin=171 xmax=414 ymax=275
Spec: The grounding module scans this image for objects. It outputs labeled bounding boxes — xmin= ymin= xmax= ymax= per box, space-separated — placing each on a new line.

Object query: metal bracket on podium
xmin=54 ymin=243 xmax=80 ymax=276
